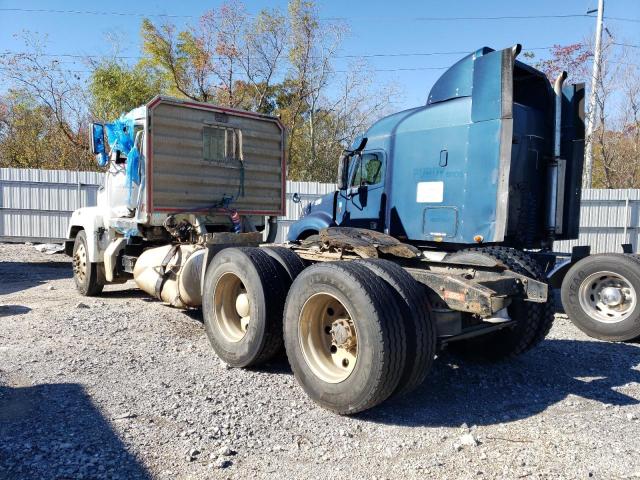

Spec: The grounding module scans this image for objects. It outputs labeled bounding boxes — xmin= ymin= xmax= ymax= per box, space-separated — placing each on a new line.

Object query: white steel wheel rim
xmin=298 ymin=292 xmax=358 ymax=384
xmin=73 ymin=243 xmax=87 ymax=282
xmin=214 ymin=272 xmax=250 ymax=342
xmin=578 ymin=270 xmax=637 ymax=324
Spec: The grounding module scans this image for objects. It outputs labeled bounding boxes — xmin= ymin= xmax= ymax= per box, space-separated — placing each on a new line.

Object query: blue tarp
xmin=105 ymin=116 xmax=134 ymax=155
xmin=105 ymin=115 xmax=140 ymax=202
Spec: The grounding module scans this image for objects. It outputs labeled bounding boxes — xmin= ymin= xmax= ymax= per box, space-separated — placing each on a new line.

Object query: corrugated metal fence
xmin=0 ymin=168 xmax=103 ymax=243
xmin=0 ymin=168 xmax=335 ymax=244
xmin=277 ymin=180 xmax=337 ymax=242
xmin=554 ymin=189 xmax=640 ymax=254
xmin=0 ymin=167 xmax=638 ymax=253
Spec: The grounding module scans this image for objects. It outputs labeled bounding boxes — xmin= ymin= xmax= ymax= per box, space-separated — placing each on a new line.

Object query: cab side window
xmin=351 ymin=153 xmax=384 ymax=187
xmin=349 ymin=155 xmax=362 ymax=187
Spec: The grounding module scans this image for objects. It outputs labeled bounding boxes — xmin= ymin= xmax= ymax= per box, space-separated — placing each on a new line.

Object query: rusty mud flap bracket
xmin=404 ymin=267 xmax=548 ymax=318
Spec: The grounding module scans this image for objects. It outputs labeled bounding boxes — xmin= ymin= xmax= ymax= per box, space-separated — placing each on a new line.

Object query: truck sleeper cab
xmin=289 ymin=44 xmax=640 ymax=345
xmin=289 ymin=44 xmax=584 ymax=250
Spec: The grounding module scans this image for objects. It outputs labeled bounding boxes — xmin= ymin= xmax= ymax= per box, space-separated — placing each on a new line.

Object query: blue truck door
xmin=337 ymin=152 xmax=386 ymax=230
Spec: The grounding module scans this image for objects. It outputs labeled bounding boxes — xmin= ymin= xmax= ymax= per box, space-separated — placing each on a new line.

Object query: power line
xmin=613 ymin=42 xmax=640 ymax=49
xmin=604 ymin=16 xmax=640 ymax=24
xmin=0 ymin=65 xmax=449 ymax=74
xmin=1 ymin=7 xmax=639 ymax=23
xmin=0 ymin=51 xmax=141 ymax=59
xmin=326 ymin=14 xmax=593 ymax=21
xmin=0 ymin=46 xmax=563 ymax=62
xmin=3 ymin=59 xmax=637 ymax=75
xmin=340 ymin=46 xmax=556 ymax=58
xmin=0 ymin=8 xmax=192 ymax=18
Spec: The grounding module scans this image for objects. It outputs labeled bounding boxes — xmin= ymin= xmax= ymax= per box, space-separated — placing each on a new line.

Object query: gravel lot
xmin=1 ymin=242 xmax=640 ymax=479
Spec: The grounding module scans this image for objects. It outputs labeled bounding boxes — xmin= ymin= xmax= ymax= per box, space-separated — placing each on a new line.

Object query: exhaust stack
xmin=547 ymin=71 xmax=568 ymax=236
xmin=553 ymin=71 xmax=568 ymax=158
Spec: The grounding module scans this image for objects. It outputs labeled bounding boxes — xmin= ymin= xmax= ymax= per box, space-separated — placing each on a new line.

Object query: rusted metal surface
xmin=424 ymin=259 xmax=548 ymax=304
xmin=404 ymin=267 xmax=512 ymax=317
xmin=203 ymin=231 xmax=262 ymax=246
xmin=317 ymin=227 xmax=421 ymax=259
xmin=284 ymin=226 xmax=547 ymax=318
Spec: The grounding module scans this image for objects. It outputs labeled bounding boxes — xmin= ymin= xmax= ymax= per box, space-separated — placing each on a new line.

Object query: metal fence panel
xmin=0 ymin=167 xmax=335 ymax=244
xmin=0 ymin=168 xmax=103 ymax=243
xmin=1 ymin=167 xmax=639 ymax=253
xmin=275 ymin=180 xmax=337 ymax=243
xmin=554 ymin=189 xmax=639 ymax=254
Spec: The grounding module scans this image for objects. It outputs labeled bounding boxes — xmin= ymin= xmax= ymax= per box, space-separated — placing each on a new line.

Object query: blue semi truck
xmin=290 ymin=44 xmax=583 ymax=250
xmin=289 ymin=44 xmax=640 ymax=350
xmin=70 ymin=44 xmax=640 ymax=415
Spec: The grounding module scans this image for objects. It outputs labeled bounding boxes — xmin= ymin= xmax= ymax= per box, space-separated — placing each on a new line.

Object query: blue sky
xmin=1 ymin=0 xmax=639 ymax=110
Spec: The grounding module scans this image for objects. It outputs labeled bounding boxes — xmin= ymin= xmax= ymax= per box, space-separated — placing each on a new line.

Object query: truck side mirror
xmin=90 ymin=123 xmax=109 ymax=167
xmin=91 ymin=123 xmax=106 ymax=155
xmin=337 ymin=154 xmax=350 ymax=190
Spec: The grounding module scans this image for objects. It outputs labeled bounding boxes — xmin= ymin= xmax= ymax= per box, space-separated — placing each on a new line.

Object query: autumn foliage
xmin=0 ymin=0 xmax=396 ymax=182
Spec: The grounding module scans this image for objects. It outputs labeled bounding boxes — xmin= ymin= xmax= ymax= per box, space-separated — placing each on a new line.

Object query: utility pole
xmin=583 ymin=0 xmax=604 ymax=188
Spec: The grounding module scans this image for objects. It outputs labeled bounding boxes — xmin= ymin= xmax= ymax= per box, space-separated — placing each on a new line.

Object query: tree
xmin=140 ymin=2 xmax=252 ymax=106
xmin=138 ymin=0 xmax=399 ymax=182
xmin=285 ymin=59 xmax=398 ymax=182
xmin=534 ymin=43 xmax=592 ymax=84
xmin=591 ymin=52 xmax=640 ymax=188
xmin=526 ymin=40 xmax=640 ymax=188
xmin=89 ymin=61 xmax=165 ymax=120
xmin=0 ymin=33 xmax=89 ymax=152
xmin=240 ymin=8 xmax=288 ymax=113
xmin=284 ymin=0 xmax=342 ymax=176
xmin=0 ymin=91 xmax=92 ymax=170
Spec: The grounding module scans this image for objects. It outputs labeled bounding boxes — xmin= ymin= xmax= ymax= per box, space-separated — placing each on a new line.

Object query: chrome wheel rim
xmin=298 ymin=293 xmax=357 ymax=383
xmin=73 ymin=243 xmax=87 ymax=283
xmin=214 ymin=273 xmax=250 ymax=342
xmin=578 ymin=271 xmax=636 ymax=324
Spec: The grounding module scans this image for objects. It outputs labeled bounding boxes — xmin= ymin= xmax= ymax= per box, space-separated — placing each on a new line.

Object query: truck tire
xmin=283 ymin=262 xmax=407 ymax=415
xmin=561 ymin=253 xmax=640 ymax=342
xmin=445 ymin=247 xmax=554 ymax=360
xmin=202 ymin=247 xmax=289 ymax=367
xmin=263 ymin=246 xmax=306 ymax=281
xmin=72 ymin=230 xmax=104 ymax=296
xmin=355 ymin=258 xmax=436 ymax=396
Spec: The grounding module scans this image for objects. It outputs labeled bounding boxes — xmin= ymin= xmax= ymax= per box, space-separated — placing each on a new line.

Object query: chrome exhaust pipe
xmin=547 ymin=71 xmax=568 ymax=236
xmin=553 ymin=71 xmax=568 ymax=158
xmin=512 ymin=43 xmax=522 ymax=58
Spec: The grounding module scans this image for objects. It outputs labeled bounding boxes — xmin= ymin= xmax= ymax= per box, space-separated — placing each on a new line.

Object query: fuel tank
xmin=133 ymin=244 xmax=205 ymax=308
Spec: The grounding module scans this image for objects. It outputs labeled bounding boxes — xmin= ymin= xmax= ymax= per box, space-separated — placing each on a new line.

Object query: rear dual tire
xmin=202 ymin=247 xmax=294 ymax=368
xmin=205 ymin=248 xmax=435 ymax=414
xmin=355 ymin=259 xmax=436 ymax=397
xmin=283 ymin=262 xmax=410 ymax=415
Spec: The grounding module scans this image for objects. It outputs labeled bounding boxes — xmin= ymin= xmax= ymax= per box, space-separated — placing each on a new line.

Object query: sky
xmin=1 ymin=0 xmax=639 ymax=110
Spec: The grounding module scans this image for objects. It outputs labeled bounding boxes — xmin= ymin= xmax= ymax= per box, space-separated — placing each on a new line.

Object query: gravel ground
xmin=1 ymin=242 xmax=640 ymax=480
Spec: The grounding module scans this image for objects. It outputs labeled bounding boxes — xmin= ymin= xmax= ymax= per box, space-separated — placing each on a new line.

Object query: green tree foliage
xmin=90 ymin=61 xmax=165 ymax=120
